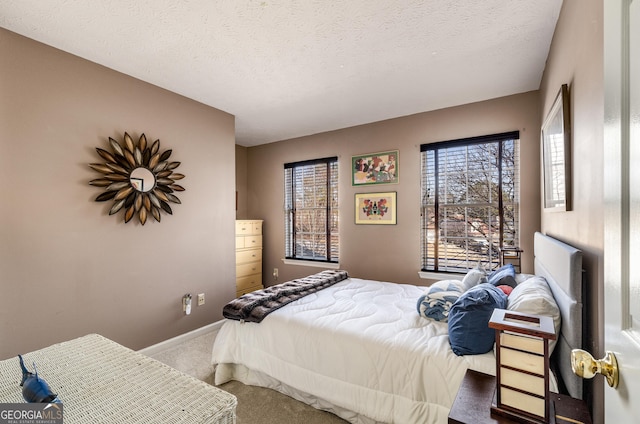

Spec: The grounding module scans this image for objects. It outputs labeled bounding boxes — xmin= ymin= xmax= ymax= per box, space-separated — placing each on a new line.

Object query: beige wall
xmin=239 ymin=4 xmax=606 ymax=419
xmin=235 ymin=145 xmax=248 ymax=219
xmin=244 ymin=91 xmax=541 ymax=287
xmin=538 ymin=0 xmax=604 ymax=421
xmin=0 ymin=28 xmax=237 ymax=359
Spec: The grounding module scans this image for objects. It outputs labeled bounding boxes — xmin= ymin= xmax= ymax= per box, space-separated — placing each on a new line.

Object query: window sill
xmin=282 ymin=259 xmax=340 ymax=269
xmin=418 ymin=271 xmax=464 ymax=281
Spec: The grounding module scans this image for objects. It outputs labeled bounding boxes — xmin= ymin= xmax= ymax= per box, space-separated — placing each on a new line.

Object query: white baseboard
xmin=138 ymin=320 xmax=225 ymax=356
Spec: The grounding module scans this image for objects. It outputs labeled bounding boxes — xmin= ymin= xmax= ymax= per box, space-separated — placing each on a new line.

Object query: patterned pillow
xmin=417 ymin=280 xmax=465 ymax=322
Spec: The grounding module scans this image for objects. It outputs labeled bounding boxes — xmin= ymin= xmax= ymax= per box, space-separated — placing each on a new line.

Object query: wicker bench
xmin=0 ymin=334 xmax=236 ymax=423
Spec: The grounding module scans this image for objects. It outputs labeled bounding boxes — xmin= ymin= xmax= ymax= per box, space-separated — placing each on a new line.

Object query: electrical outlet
xmin=273 ymin=268 xmax=279 ymax=279
xmin=197 ymin=293 xmax=205 ymax=306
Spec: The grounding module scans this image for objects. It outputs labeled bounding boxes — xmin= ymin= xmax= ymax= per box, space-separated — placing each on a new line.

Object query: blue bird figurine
xmin=18 ymin=355 xmax=61 ymax=403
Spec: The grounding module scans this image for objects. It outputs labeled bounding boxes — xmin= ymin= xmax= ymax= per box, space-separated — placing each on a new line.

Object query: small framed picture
xmin=352 ymin=150 xmax=398 ymax=186
xmin=355 ymin=192 xmax=397 ymax=225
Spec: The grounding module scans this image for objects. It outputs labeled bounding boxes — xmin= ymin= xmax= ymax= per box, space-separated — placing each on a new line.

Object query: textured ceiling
xmin=0 ymin=0 xmax=562 ymax=146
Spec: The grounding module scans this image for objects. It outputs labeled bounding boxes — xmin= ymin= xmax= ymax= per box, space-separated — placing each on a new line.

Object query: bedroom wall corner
xmin=235 ymin=144 xmax=249 ymax=220
xmin=538 ymin=0 xmax=604 ymax=421
xmin=0 ymin=28 xmax=237 ymax=359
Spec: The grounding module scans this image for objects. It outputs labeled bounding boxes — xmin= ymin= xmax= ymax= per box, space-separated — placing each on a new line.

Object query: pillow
xmin=488 ymin=264 xmax=517 ymax=288
xmin=461 ymin=267 xmax=488 ymax=291
xmin=507 ymin=275 xmax=561 ymax=352
xmin=496 ymin=285 xmax=513 ymax=296
xmin=417 ymin=280 xmax=465 ymax=322
xmin=515 ymin=273 xmax=535 ymax=284
xmin=448 ymin=283 xmax=508 ymax=356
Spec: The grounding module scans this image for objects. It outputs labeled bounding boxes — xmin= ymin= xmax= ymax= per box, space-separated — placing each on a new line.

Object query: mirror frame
xmin=89 ymin=132 xmax=185 ymax=225
xmin=541 ymin=84 xmax=571 ymax=212
xmin=130 ymin=167 xmax=156 ymax=193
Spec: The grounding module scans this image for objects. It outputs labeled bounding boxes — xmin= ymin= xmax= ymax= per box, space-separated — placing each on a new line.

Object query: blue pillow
xmin=487 ymin=264 xmax=517 ymax=288
xmin=448 ymin=283 xmax=507 ymax=356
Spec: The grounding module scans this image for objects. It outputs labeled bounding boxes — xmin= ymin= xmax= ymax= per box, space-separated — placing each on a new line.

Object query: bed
xmin=212 ymin=232 xmax=583 ymax=424
xmin=0 ymin=334 xmax=237 ymax=423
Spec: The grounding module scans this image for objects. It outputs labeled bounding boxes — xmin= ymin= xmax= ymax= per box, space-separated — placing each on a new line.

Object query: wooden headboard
xmin=533 ymin=232 xmax=584 ymax=399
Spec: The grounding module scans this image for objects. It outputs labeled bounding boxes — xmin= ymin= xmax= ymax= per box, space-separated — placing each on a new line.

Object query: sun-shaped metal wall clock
xmin=89 ymin=132 xmax=185 ymax=225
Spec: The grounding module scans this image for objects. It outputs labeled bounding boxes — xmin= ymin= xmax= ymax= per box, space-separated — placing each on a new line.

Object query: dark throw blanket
xmin=223 ymin=269 xmax=349 ymax=323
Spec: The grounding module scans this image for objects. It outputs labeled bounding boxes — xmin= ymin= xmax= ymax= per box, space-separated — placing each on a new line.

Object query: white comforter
xmin=212 ymin=277 xmax=496 ymax=424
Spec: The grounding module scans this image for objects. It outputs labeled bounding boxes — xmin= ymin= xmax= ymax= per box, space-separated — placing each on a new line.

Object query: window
xmin=421 ymin=132 xmax=519 ymax=273
xmin=284 ymin=157 xmax=339 ymax=263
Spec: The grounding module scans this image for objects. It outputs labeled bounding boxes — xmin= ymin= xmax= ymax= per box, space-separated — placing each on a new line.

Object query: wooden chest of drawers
xmin=235 ymin=220 xmax=263 ymax=297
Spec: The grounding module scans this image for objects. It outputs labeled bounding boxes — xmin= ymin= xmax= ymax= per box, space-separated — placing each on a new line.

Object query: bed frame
xmin=213 ymin=232 xmax=585 ymax=422
xmin=534 ymin=231 xmax=584 ymax=400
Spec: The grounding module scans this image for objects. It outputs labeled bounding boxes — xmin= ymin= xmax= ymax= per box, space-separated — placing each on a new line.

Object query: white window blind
xmin=421 ymin=132 xmax=520 ymax=272
xmin=284 ymin=157 xmax=339 ymax=263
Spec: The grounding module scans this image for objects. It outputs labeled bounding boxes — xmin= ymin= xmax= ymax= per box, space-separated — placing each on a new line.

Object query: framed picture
xmin=541 ymin=84 xmax=571 ymax=211
xmin=355 ymin=192 xmax=397 ymax=225
xmin=352 ymin=150 xmax=398 ymax=186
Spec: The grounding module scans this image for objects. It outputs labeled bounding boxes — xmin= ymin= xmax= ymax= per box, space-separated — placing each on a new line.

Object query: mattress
xmin=0 ymin=334 xmax=237 ymax=424
xmin=212 ymin=277 xmax=496 ymax=424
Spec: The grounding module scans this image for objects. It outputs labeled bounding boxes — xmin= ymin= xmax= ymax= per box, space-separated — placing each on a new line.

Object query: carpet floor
xmin=148 ymin=327 xmax=347 ymax=423
xmin=219 ymin=380 xmax=347 ymax=424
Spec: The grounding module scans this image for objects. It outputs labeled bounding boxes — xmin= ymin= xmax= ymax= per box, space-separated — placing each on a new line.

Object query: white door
xmin=604 ymin=0 xmax=640 ymax=422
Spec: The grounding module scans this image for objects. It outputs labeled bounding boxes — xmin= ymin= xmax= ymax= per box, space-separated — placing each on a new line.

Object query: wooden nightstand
xmin=448 ymin=370 xmax=592 ymax=424
xmin=498 ymin=246 xmax=523 ymax=273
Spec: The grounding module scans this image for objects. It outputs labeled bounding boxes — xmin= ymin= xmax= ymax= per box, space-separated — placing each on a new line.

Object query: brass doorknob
xmin=571 ymin=349 xmax=619 ymax=388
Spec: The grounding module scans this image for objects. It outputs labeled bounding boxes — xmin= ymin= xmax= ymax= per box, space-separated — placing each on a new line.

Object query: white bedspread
xmin=212 ymin=277 xmax=497 ymax=424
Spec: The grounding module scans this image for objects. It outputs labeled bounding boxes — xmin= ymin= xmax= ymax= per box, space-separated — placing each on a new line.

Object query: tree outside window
xmin=421 ymin=132 xmax=519 ymax=272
